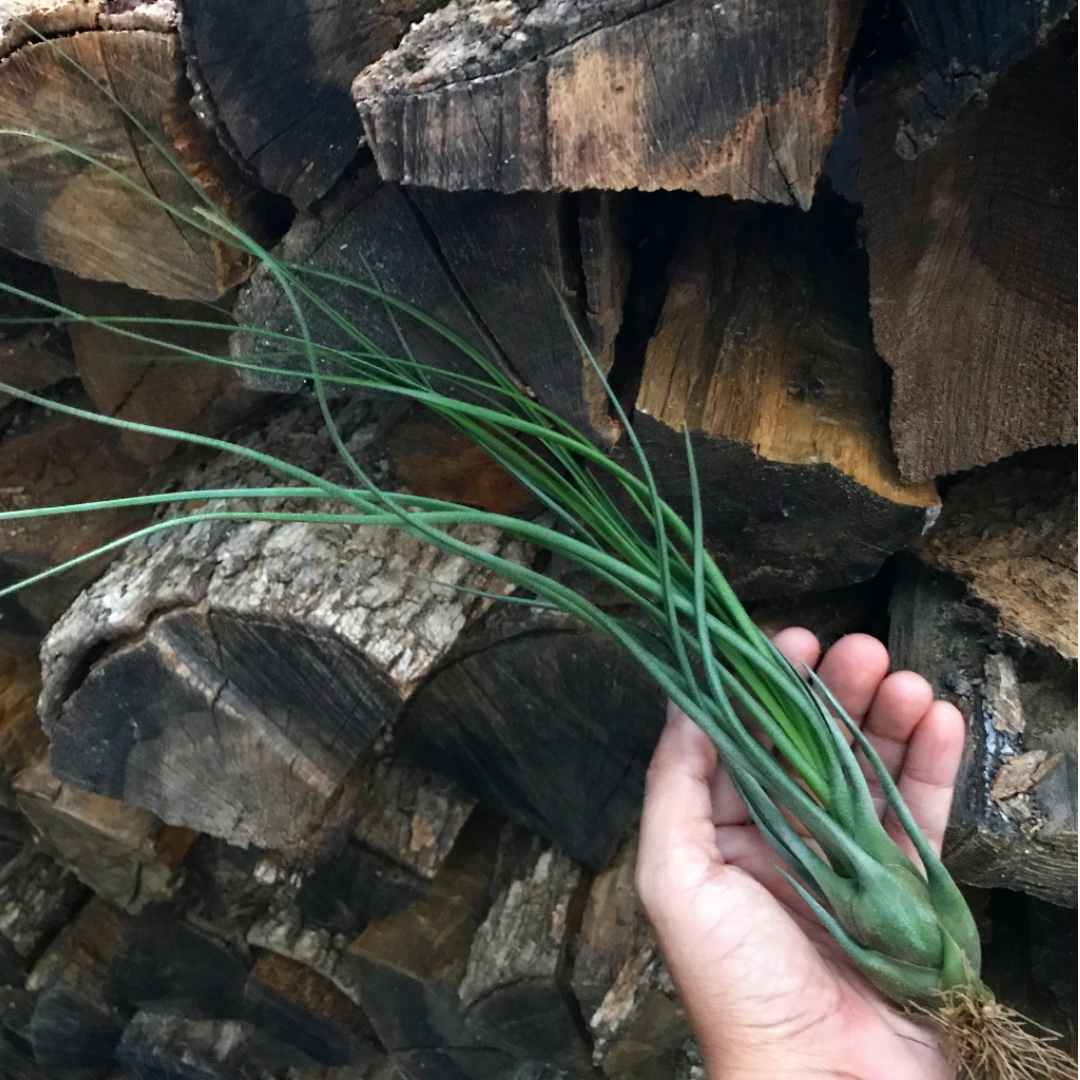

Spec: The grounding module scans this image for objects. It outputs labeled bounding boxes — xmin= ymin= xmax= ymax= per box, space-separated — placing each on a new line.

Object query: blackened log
xmin=179 ymin=0 xmax=446 ymax=208
xmin=352 ymin=0 xmax=860 ymax=207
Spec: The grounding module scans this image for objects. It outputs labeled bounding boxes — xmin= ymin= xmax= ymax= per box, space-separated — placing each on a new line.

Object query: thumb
xmin=637 ymin=705 xmax=723 ymax=915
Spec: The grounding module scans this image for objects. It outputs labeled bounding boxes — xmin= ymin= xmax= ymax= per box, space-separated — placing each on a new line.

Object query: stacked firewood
xmin=0 ymin=0 xmax=1073 ymax=1076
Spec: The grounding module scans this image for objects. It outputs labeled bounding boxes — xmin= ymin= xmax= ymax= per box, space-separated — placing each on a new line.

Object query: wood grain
xmin=353 ymin=0 xmax=859 ymax=207
xmin=858 ymin=22 xmax=1077 ymax=479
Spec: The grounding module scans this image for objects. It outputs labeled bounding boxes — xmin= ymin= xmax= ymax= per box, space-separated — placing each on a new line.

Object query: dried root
xmin=923 ymin=988 xmax=1076 ymax=1080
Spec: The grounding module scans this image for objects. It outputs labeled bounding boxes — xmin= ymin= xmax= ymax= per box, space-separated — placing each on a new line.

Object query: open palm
xmin=636 ymin=630 xmax=966 ymax=1080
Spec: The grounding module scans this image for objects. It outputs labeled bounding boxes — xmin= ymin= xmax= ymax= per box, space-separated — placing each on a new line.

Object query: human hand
xmin=636 ymin=630 xmax=966 ymax=1080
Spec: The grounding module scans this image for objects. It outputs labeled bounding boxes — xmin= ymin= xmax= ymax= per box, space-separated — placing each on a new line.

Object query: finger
xmin=710 ymin=759 xmax=751 ymax=828
xmin=769 ymin=626 xmax=821 ymax=673
xmin=638 ymin=706 xmax=723 ymax=914
xmin=885 ymin=700 xmax=966 ymax=857
xmin=860 ymin=671 xmax=935 ymax=813
xmin=815 ymin=633 xmax=890 ymax=727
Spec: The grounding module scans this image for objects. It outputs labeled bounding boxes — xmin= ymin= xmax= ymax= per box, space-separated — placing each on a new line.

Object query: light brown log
xmin=631 ymin=194 xmax=938 ymax=599
xmin=352 ymin=0 xmax=860 ymax=207
xmin=13 ymin=754 xmax=195 ymax=913
xmin=0 ymin=21 xmax=262 ymax=300
xmin=55 ymin=273 xmax=266 ymax=466
xmin=857 ymin=22 xmax=1077 ymax=480
xmin=37 ymin=395 xmax=528 ymax=862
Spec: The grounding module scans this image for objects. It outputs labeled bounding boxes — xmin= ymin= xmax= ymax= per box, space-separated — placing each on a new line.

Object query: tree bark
xmin=37 ymin=395 xmax=527 ymax=863
xmin=352 ymin=0 xmax=860 ymax=208
xmin=630 ymin=194 xmax=938 ymax=599
xmin=857 ymin=20 xmax=1077 ymax=480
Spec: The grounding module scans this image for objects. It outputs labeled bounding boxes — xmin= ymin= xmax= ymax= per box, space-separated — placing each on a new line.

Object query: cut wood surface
xmin=0 ymin=396 xmax=152 ymax=656
xmin=858 ymin=21 xmax=1078 ymax=480
xmin=55 ymin=273 xmax=266 ymax=466
xmin=13 ymin=755 xmax=195 ymax=913
xmin=353 ymin=0 xmax=859 ymax=207
xmin=0 ymin=22 xmax=260 ymax=300
xmin=236 ymin=168 xmax=626 ymax=441
xmin=890 ymin=558 xmax=1077 ymax=905
xmin=395 ymin=603 xmax=665 ymax=869
xmin=917 ymin=448 xmax=1077 ymax=660
xmin=894 ymin=0 xmax=1074 ymax=156
xmin=38 ymin=395 xmax=528 ymax=862
xmin=632 ymin=195 xmax=938 ymax=599
xmin=179 ymin=0 xmax=446 ymax=208
xmin=0 ymin=250 xmax=74 ymax=408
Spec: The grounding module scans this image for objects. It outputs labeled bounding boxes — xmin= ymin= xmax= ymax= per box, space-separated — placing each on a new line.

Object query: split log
xmin=25 ymin=898 xmax=128 ymax=1080
xmin=179 ymin=0 xmax=445 ymax=208
xmin=38 ymin=395 xmax=528 ymax=862
xmin=352 ymin=0 xmax=860 ymax=207
xmin=395 ymin=602 xmax=665 ymax=869
xmin=569 ymin=832 xmax=688 ymax=1080
xmin=244 ymin=954 xmax=381 ymax=1069
xmin=889 ymin=557 xmax=1077 ymax=905
xmin=54 ymin=273 xmax=267 ymax=466
xmin=236 ymin=168 xmax=626 ymax=440
xmin=630 ymin=194 xmax=938 ymax=599
xmin=0 ymin=396 xmax=152 ymax=656
xmin=0 ymin=249 xmax=75 ymax=408
xmin=0 ymin=11 xmax=264 ymax=301
xmin=457 ymin=828 xmax=590 ymax=1075
xmin=0 ymin=847 xmax=89 ymax=970
xmin=347 ymin=809 xmax=520 ymax=1080
xmin=916 ymin=447 xmax=1077 ymax=661
xmin=857 ymin=19 xmax=1077 ymax=480
xmin=13 ymin=755 xmax=196 ymax=913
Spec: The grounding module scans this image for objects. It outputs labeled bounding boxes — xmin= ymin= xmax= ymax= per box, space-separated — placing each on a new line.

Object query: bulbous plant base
xmin=922 ymin=989 xmax=1076 ymax=1080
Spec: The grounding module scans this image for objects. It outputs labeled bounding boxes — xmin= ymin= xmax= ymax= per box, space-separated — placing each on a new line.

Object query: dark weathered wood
xmin=916 ymin=447 xmax=1076 ymax=661
xmin=0 ymin=24 xmax=262 ymax=301
xmin=894 ymin=0 xmax=1074 ymax=156
xmin=14 ymin=755 xmax=195 ymax=914
xmin=631 ymin=193 xmax=938 ymax=600
xmin=38 ymin=395 xmax=526 ymax=862
xmin=406 ymin=188 xmax=627 ymax=439
xmin=236 ymin=168 xmax=625 ymax=441
xmin=0 ymin=249 xmax=75 ymax=408
xmin=569 ymin=832 xmax=687 ymax=1080
xmin=353 ymin=0 xmax=860 ymax=207
xmin=179 ymin=0 xmax=445 ymax=208
xmin=348 ymin=810 xmax=517 ymax=1080
xmin=858 ymin=21 xmax=1077 ymax=480
xmin=0 ymin=397 xmax=152 ymax=656
xmin=458 ymin=829 xmax=590 ymax=1074
xmin=244 ymin=953 xmax=381 ymax=1068
xmin=25 ymin=898 xmax=128 ymax=1080
xmin=0 ymin=848 xmax=89 ymax=969
xmin=395 ymin=603 xmax=666 ymax=869
xmin=55 ymin=273 xmax=266 ymax=466
xmin=889 ymin=557 xmax=1077 ymax=905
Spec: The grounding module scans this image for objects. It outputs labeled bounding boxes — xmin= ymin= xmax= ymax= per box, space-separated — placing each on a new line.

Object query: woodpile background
xmin=0 ymin=0 xmax=1074 ymax=1077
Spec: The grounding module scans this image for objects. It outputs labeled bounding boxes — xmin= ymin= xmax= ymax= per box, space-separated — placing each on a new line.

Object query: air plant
xmin=0 ymin=32 xmax=1071 ymax=1080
